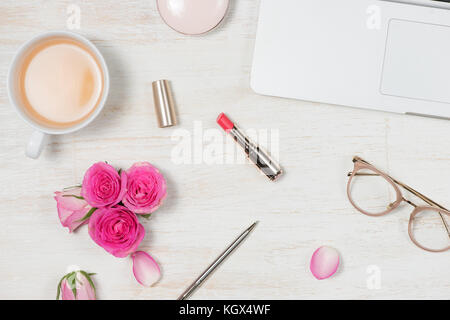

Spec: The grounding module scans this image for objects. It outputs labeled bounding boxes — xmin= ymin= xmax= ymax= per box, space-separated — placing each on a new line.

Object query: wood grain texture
xmin=0 ymin=0 xmax=449 ymax=300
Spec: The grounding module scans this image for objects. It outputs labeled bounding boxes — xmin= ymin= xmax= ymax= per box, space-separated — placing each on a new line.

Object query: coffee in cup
xmin=8 ymin=31 xmax=109 ymax=158
xmin=18 ymin=38 xmax=104 ymax=128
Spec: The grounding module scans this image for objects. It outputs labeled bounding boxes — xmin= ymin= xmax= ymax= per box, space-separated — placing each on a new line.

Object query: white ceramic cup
xmin=7 ymin=31 xmax=110 ymax=159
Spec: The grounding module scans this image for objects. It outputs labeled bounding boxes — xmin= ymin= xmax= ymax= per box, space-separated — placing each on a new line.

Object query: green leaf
xmin=67 ymin=272 xmax=76 ymax=286
xmin=62 ymin=194 xmax=84 ymax=200
xmin=140 ymin=214 xmax=152 ymax=219
xmin=63 ymin=185 xmax=82 ymax=191
xmin=118 ymin=169 xmax=122 ymax=175
xmin=75 ymin=207 xmax=97 ymax=223
xmin=66 ymin=272 xmax=77 ymax=298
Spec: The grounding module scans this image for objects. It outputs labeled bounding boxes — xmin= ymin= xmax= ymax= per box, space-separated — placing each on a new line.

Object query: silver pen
xmin=177 ymin=222 xmax=258 ymax=300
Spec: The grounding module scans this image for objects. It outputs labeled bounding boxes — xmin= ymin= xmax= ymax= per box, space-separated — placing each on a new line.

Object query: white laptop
xmin=251 ymin=0 xmax=450 ymax=119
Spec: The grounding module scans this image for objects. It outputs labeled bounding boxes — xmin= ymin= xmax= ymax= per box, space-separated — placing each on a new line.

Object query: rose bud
xmin=88 ymin=205 xmax=145 ymax=258
xmin=123 ymin=162 xmax=167 ymax=215
xmin=54 ymin=188 xmax=94 ymax=232
xmin=57 ymin=270 xmax=96 ymax=300
xmin=81 ymin=162 xmax=127 ymax=208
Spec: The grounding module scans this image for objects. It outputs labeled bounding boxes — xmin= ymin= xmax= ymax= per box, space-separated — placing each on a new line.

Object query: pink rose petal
xmin=310 ymin=246 xmax=340 ymax=280
xmin=60 ymin=279 xmax=75 ymax=300
xmin=75 ymin=273 xmax=96 ymax=300
xmin=131 ymin=251 xmax=161 ymax=287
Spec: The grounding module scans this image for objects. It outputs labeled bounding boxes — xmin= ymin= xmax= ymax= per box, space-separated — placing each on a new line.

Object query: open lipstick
xmin=217 ymin=113 xmax=283 ymax=181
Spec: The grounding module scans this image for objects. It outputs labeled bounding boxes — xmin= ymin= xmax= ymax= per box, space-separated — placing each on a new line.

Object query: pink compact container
xmin=157 ymin=0 xmax=230 ymax=35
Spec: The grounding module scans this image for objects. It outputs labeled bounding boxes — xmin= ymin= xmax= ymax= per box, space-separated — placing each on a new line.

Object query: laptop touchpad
xmin=381 ymin=19 xmax=450 ymax=104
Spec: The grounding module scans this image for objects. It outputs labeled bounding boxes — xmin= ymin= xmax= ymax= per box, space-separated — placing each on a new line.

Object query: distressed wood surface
xmin=0 ymin=0 xmax=449 ymax=299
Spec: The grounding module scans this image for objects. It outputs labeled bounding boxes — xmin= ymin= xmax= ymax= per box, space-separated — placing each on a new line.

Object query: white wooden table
xmin=0 ymin=0 xmax=449 ymax=300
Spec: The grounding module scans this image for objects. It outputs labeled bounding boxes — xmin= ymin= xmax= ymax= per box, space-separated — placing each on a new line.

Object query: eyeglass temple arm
xmin=349 ymin=157 xmax=450 ymax=237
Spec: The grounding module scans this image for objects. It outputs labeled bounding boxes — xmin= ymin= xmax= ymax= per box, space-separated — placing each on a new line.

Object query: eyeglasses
xmin=347 ymin=156 xmax=450 ymax=252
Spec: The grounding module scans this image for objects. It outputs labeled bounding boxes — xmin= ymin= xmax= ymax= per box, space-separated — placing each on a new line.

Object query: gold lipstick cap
xmin=152 ymin=80 xmax=177 ymax=127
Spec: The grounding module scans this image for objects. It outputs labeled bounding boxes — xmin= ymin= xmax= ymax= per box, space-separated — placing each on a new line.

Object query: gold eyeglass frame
xmin=347 ymin=156 xmax=450 ymax=252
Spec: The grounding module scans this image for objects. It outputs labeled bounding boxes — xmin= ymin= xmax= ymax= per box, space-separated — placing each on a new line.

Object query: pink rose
xmin=54 ymin=188 xmax=92 ymax=232
xmin=81 ymin=162 xmax=127 ymax=208
xmin=122 ymin=162 xmax=167 ymax=214
xmin=88 ymin=205 xmax=145 ymax=258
